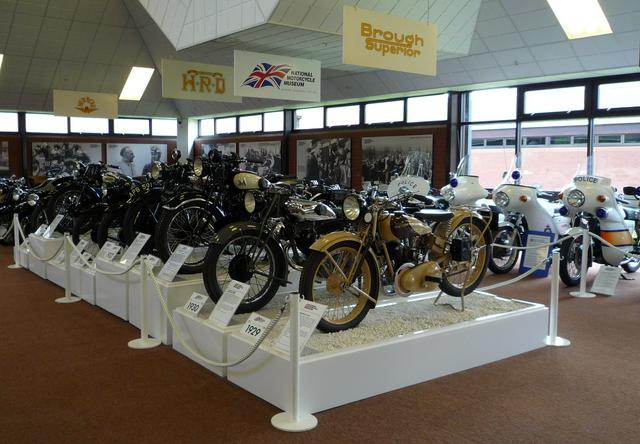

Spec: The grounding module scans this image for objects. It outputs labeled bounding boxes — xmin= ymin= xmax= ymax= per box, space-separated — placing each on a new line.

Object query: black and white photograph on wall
xmin=106 ymin=143 xmax=167 ymax=177
xmin=31 ymin=142 xmax=102 ymax=176
xmin=203 ymin=143 xmax=236 ymax=157
xmin=362 ymin=135 xmax=433 ymax=188
xmin=0 ymin=141 xmax=9 ymax=175
xmin=238 ymin=141 xmax=282 ymax=176
xmin=296 ymin=138 xmax=351 ymax=187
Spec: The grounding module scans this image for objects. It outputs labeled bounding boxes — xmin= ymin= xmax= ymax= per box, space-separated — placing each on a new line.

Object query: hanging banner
xmin=161 ymin=58 xmax=241 ymax=103
xmin=53 ymin=89 xmax=118 ymax=118
xmin=342 ymin=5 xmax=437 ymax=76
xmin=234 ymin=50 xmax=321 ymax=102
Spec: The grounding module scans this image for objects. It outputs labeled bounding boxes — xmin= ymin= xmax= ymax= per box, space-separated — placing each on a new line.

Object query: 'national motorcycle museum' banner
xmin=161 ymin=58 xmax=240 ymax=103
xmin=53 ymin=89 xmax=118 ymax=119
xmin=342 ymin=5 xmax=437 ymax=76
xmin=234 ymin=50 xmax=321 ymax=102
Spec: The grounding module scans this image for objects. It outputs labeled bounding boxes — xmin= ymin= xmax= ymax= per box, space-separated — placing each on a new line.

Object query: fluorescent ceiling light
xmin=547 ymin=0 xmax=612 ymax=40
xmin=119 ymin=66 xmax=154 ymax=100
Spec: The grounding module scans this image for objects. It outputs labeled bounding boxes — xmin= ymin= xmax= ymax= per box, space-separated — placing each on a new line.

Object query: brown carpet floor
xmin=0 ymin=245 xmax=639 ymax=443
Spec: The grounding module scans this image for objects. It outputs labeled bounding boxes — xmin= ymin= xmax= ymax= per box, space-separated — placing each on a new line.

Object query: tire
xmin=203 ymin=230 xmax=285 ymax=313
xmin=488 ymin=226 xmax=520 ymax=274
xmin=121 ymin=202 xmax=157 ymax=254
xmin=559 ymin=235 xmax=585 ymax=287
xmin=0 ymin=212 xmax=13 ymax=245
xmin=439 ymin=217 xmax=491 ymax=297
xmin=155 ymin=202 xmax=219 ymax=274
xmin=622 ymin=258 xmax=640 ymax=273
xmin=45 ymin=187 xmax=84 ymax=234
xmin=29 ymin=203 xmax=50 ymax=234
xmin=300 ymin=240 xmax=379 ymax=333
xmin=95 ymin=211 xmax=124 ymax=248
xmin=72 ymin=213 xmax=101 ymax=245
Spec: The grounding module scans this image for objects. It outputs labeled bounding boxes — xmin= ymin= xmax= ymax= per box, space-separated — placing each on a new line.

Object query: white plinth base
xmin=227 ymin=296 xmax=548 ymax=414
xmin=27 ymin=234 xmax=63 ymax=279
xmin=129 ymin=271 xmax=205 ymax=345
xmin=128 ymin=338 xmax=161 ymax=349
xmin=28 ymin=255 xmax=47 ymax=279
xmin=569 ymin=290 xmax=596 ymax=298
xmin=271 ymin=412 xmax=317 ymax=432
xmin=7 ymin=264 xmax=21 ymax=269
xmin=18 ymin=244 xmax=30 ymax=268
xmin=171 ymin=307 xmax=241 ymax=377
xmin=71 ymin=264 xmax=96 ymax=304
xmin=95 ymin=257 xmax=131 ymax=320
xmin=545 ymin=336 xmax=571 ymax=347
xmin=47 ymin=261 xmax=66 ymax=288
xmin=55 ymin=296 xmax=82 ymax=304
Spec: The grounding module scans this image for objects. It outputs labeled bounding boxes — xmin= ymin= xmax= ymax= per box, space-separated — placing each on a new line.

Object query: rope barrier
xmin=145 ymin=259 xmax=287 ymax=368
xmin=477 ymin=255 xmax=552 ymax=292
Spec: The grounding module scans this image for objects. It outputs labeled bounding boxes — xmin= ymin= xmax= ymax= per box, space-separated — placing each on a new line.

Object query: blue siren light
xmin=596 ymin=207 xmax=608 ymax=219
xmin=450 ymin=178 xmax=459 ymax=188
xmin=559 ymin=206 xmax=569 ymax=216
xmin=636 ymin=186 xmax=640 ymax=196
xmin=511 ymin=170 xmax=521 ymax=180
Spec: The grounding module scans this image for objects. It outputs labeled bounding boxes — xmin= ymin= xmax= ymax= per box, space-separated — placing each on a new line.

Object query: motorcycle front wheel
xmin=300 ymin=240 xmax=379 ymax=333
xmin=95 ymin=211 xmax=125 ymax=248
xmin=29 ymin=203 xmax=50 ymax=234
xmin=488 ymin=226 xmax=520 ymax=274
xmin=203 ymin=230 xmax=285 ymax=313
xmin=622 ymin=258 xmax=640 ymax=273
xmin=71 ymin=213 xmax=101 ymax=245
xmin=559 ymin=235 xmax=586 ymax=286
xmin=121 ymin=202 xmax=158 ymax=254
xmin=439 ymin=218 xmax=490 ymax=297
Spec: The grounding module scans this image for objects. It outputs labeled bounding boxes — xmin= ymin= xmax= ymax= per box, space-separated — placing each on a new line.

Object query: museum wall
xmin=0 ymin=135 xmax=22 ymax=177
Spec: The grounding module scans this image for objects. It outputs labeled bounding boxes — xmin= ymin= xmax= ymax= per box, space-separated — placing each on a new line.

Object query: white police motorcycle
xmin=559 ymin=173 xmax=640 ymax=286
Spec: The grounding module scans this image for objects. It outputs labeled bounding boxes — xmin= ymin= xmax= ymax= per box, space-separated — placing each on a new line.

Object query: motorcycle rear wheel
xmin=121 ymin=203 xmax=157 ymax=254
xmin=300 ymin=240 xmax=378 ymax=333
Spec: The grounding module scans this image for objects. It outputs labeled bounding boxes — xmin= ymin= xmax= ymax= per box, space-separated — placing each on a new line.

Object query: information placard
xmin=274 ymin=299 xmax=326 ymax=354
xmin=239 ymin=313 xmax=272 ymax=344
xmin=183 ymin=292 xmax=210 ymax=316
xmin=34 ymin=224 xmax=48 ymax=236
xmin=119 ymin=233 xmax=151 ymax=265
xmin=97 ymin=241 xmax=120 ymax=261
xmin=208 ymin=280 xmax=250 ymax=327
xmin=74 ymin=252 xmax=93 ymax=268
xmin=519 ymin=231 xmax=555 ymax=277
xmin=157 ymin=244 xmax=193 ymax=282
xmin=71 ymin=239 xmax=89 ymax=263
xmin=43 ymin=214 xmax=64 ymax=239
xmin=591 ymin=265 xmax=620 ymax=296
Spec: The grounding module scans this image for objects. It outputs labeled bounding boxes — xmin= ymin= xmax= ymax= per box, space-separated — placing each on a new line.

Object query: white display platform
xmin=47 ymin=261 xmax=66 ymax=288
xmin=129 ymin=271 xmax=205 ymax=345
xmin=172 ymin=307 xmax=242 ymax=377
xmin=71 ymin=263 xmax=96 ymax=305
xmin=94 ymin=257 xmax=132 ymax=320
xmin=14 ymin=243 xmax=29 ymax=268
xmin=226 ymin=295 xmax=548 ymax=415
xmin=27 ymin=234 xmax=63 ymax=279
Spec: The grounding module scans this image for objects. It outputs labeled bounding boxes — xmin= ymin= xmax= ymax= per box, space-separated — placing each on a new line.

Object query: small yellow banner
xmin=53 ymin=89 xmax=118 ymax=119
xmin=161 ymin=58 xmax=241 ymax=103
xmin=342 ymin=5 xmax=437 ymax=76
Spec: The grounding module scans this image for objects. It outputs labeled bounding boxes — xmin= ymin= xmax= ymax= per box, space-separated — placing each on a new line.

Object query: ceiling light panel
xmin=547 ymin=0 xmax=613 ymax=40
xmin=119 ymin=66 xmax=154 ymax=101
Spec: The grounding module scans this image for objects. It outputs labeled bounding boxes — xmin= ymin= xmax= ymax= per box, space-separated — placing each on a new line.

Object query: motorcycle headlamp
xmin=342 ymin=195 xmax=361 ymax=221
xmin=27 ymin=193 xmax=39 ymax=207
xmin=494 ymin=191 xmax=509 ymax=208
xmin=151 ymin=161 xmax=162 ymax=180
xmin=442 ymin=187 xmax=456 ymax=202
xmin=101 ymin=182 xmax=108 ymax=197
xmin=193 ymin=158 xmax=204 ymax=177
xmin=12 ymin=189 xmax=24 ymax=201
xmin=244 ymin=191 xmax=256 ymax=213
xmin=567 ymin=189 xmax=585 ymax=208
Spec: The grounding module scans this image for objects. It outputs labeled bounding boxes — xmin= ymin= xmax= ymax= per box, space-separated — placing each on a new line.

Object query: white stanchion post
xmin=55 ymin=234 xmax=81 ymax=304
xmin=271 ymin=294 xmax=317 ymax=432
xmin=570 ymin=228 xmax=596 ymax=298
xmin=128 ymin=257 xmax=161 ymax=349
xmin=8 ymin=213 xmax=22 ymax=269
xmin=545 ymin=249 xmax=570 ymax=347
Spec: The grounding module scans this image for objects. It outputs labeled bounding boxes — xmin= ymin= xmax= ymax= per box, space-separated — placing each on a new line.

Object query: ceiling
xmin=0 ymin=0 xmax=639 ymax=119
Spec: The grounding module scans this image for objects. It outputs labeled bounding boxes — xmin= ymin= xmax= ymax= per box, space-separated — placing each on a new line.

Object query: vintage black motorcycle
xmin=0 ymin=177 xmax=33 ymax=244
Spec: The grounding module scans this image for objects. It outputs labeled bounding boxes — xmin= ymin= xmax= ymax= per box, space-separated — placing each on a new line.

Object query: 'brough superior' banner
xmin=161 ymin=58 xmax=240 ymax=103
xmin=342 ymin=5 xmax=437 ymax=76
xmin=234 ymin=50 xmax=321 ymax=102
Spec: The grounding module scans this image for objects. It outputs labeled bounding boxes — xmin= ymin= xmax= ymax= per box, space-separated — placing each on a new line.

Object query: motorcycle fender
xmin=309 ymin=231 xmax=366 ymax=252
xmin=162 ymin=191 xmax=206 ymax=211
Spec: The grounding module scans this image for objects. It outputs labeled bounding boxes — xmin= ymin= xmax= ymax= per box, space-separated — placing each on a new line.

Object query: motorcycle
xmin=559 ymin=172 xmax=640 ymax=286
xmin=491 ymin=159 xmax=570 ymax=274
xmin=203 ymin=179 xmax=339 ymax=313
xmin=0 ymin=177 xmax=33 ymax=244
xmin=299 ymin=188 xmax=492 ymax=333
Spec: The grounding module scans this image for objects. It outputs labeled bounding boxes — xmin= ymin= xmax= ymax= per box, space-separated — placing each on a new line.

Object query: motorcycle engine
xmin=394 ymin=261 xmax=442 ymax=296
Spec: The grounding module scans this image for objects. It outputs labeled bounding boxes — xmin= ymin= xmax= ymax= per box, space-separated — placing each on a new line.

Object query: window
xmin=624 ymin=134 xmax=640 ymax=144
xmin=550 ymin=136 xmax=571 ymax=145
xmin=152 ymin=118 xmax=177 ymax=136
xmin=467 ymin=123 xmax=516 ymax=188
xmin=70 ymin=117 xmax=108 ymax=134
xmin=0 ymin=112 xmax=18 ymax=132
xmin=294 ymin=107 xmax=323 ymax=130
xmin=524 ymin=86 xmax=585 ymax=115
xmin=597 ymin=135 xmax=621 ymax=144
xmin=524 ymin=137 xmax=546 ymax=146
xmin=263 ymin=111 xmax=283 ymax=132
xmin=407 ymin=93 xmax=448 ymax=122
xmin=573 ymin=136 xmax=588 ymax=144
xmin=486 ymin=138 xmax=504 ymax=146
xmin=113 ymin=118 xmax=150 ymax=135
xmin=326 ymin=105 xmax=359 ymax=127
xmin=200 ymin=118 xmax=215 ymax=136
xmin=365 ymin=100 xmax=403 ymax=124
xmin=467 ymin=88 xmax=516 ymax=122
xmin=26 ymin=113 xmax=68 ymax=133
xmin=471 ymin=139 xmax=484 ymax=147
xmin=215 ymin=117 xmax=236 ymax=134
xmin=598 ymin=81 xmax=640 ymax=110
xmin=594 ymin=116 xmax=640 ymax=189
xmin=239 ymin=115 xmax=262 ymax=133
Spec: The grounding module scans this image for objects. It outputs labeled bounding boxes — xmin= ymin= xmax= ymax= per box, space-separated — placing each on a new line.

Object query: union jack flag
xmin=242 ymin=63 xmax=292 ymax=88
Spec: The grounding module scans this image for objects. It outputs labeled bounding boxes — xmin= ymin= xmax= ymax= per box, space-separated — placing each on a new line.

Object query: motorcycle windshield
xmin=399 ymin=151 xmax=432 ymax=180
xmin=451 ymin=154 xmax=470 ymax=178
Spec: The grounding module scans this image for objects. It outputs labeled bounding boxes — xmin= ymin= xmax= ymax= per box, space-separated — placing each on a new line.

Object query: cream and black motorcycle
xmin=299 ymin=189 xmax=492 ymax=332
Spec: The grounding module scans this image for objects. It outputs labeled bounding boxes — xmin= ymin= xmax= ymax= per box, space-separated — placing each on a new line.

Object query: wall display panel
xmin=202 ymin=143 xmax=236 ymax=157
xmin=0 ymin=141 xmax=9 ymax=175
xmin=31 ymin=142 xmax=102 ymax=176
xmin=361 ymin=135 xmax=433 ymax=188
xmin=106 ymin=143 xmax=167 ymax=177
xmin=296 ymin=138 xmax=351 ymax=187
xmin=238 ymin=141 xmax=282 ymax=176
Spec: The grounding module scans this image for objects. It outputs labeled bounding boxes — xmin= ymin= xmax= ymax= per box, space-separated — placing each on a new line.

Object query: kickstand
xmin=433 ymin=290 xmax=466 ymax=312
xmin=620 ymin=273 xmax=634 ymax=281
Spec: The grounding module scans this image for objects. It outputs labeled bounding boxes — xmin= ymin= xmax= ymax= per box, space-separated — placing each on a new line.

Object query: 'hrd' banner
xmin=342 ymin=6 xmax=437 ymax=76
xmin=161 ymin=58 xmax=241 ymax=103
xmin=234 ymin=50 xmax=321 ymax=102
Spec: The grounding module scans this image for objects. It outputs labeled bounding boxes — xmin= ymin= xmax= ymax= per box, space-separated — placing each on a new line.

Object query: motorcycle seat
xmin=414 ymin=209 xmax=454 ymax=222
xmin=624 ymin=207 xmax=639 ymax=220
